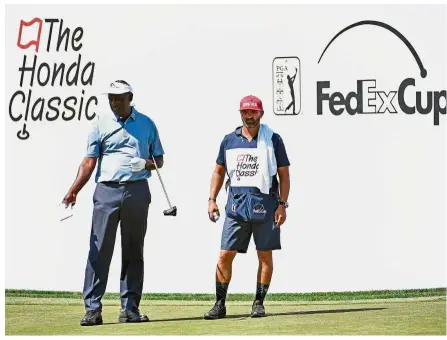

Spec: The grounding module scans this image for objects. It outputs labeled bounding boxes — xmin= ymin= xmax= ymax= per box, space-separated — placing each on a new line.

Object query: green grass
xmin=6 ymin=287 xmax=446 ymax=301
xmin=5 ymin=296 xmax=446 ymax=335
xmin=4 ymin=288 xmax=446 ymax=335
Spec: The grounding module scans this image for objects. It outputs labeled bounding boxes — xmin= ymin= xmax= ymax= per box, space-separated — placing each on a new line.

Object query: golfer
xmin=205 ymin=95 xmax=291 ymax=319
xmin=62 ymin=80 xmax=164 ymax=326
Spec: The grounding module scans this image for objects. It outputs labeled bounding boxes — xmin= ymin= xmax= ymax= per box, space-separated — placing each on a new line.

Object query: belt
xmin=101 ymin=179 xmax=146 ymax=185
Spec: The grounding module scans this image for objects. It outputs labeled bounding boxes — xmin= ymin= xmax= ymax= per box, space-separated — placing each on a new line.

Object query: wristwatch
xmin=278 ymin=200 xmax=289 ymax=208
xmin=208 ymin=197 xmax=216 ymax=202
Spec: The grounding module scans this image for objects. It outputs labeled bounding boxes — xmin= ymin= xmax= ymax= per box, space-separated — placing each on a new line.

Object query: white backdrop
xmin=5 ymin=4 xmax=446 ymax=293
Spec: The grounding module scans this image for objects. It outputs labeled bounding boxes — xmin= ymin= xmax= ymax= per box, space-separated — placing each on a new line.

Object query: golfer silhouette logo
xmin=272 ymin=57 xmax=301 ymax=115
xmin=285 ymin=67 xmax=298 ymax=114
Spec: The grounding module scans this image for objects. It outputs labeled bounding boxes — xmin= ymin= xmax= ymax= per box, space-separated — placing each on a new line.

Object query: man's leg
xmin=250 ymin=250 xmax=273 ymax=318
xmin=257 ymin=250 xmax=273 ymax=290
xmin=81 ymin=183 xmax=122 ymax=326
xmin=204 ymin=250 xmax=237 ymax=320
xmin=257 ymin=250 xmax=273 ymax=292
xmin=204 ymin=217 xmax=251 ymax=320
xmin=118 ymin=180 xmax=150 ymax=322
xmin=252 ymin=219 xmax=281 ymax=318
xmin=216 ymin=250 xmax=238 ymax=303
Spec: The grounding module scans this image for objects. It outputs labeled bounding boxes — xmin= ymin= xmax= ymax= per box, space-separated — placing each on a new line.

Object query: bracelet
xmin=208 ymin=197 xmax=216 ymax=202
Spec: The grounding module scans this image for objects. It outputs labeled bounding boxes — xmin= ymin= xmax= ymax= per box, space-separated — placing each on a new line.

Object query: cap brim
xmin=103 ymin=89 xmax=132 ymax=95
xmin=239 ymin=108 xmax=262 ymax=111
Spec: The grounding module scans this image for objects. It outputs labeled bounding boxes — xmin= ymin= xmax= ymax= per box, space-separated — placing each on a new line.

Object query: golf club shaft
xmin=151 ymin=155 xmax=173 ymax=208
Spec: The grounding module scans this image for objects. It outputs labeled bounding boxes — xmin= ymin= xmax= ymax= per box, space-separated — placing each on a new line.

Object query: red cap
xmin=239 ymin=95 xmax=263 ymax=111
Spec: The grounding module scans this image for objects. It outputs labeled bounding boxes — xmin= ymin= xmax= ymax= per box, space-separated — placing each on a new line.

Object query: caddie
xmin=205 ymin=95 xmax=291 ymax=319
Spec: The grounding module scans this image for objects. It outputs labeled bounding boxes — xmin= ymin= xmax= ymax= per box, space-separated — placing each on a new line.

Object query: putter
xmin=151 ymin=154 xmax=177 ymax=216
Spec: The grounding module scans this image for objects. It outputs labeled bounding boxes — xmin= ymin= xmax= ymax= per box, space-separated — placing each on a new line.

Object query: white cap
xmin=103 ymin=81 xmax=133 ymax=94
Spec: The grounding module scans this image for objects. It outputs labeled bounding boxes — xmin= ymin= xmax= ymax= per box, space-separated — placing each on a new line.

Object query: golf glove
xmin=129 ymin=157 xmax=146 ymax=172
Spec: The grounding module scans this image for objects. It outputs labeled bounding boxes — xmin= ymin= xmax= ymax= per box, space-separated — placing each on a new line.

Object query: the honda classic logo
xmin=10 ymin=18 xmax=98 ymax=140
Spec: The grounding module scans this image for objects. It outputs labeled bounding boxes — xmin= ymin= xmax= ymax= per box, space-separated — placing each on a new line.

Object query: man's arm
xmin=208 ymin=164 xmax=226 ymax=221
xmin=146 ymin=122 xmax=165 ymax=170
xmin=277 ymin=166 xmax=290 ymax=202
xmin=209 ymin=164 xmax=226 ymax=200
xmin=274 ymin=166 xmax=290 ymax=228
xmin=62 ymin=157 xmax=97 ymax=206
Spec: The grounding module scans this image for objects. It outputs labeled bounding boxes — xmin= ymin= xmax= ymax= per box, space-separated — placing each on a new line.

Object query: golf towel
xmin=257 ymin=124 xmax=277 ymax=194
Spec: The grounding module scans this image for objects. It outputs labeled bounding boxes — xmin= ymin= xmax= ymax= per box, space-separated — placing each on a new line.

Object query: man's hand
xmin=129 ymin=157 xmax=146 ymax=172
xmin=62 ymin=191 xmax=77 ymax=207
xmin=208 ymin=201 xmax=220 ymax=222
xmin=274 ymin=205 xmax=287 ymax=228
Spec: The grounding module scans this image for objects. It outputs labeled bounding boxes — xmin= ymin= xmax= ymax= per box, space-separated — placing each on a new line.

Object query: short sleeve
xmin=273 ymin=133 xmax=290 ymax=168
xmin=150 ymin=123 xmax=165 ymax=157
xmin=86 ymin=121 xmax=100 ymax=158
xmin=216 ymin=138 xmax=226 ymax=166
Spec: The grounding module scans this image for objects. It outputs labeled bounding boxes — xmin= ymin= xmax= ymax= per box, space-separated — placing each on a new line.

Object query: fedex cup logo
xmin=10 ymin=18 xmax=98 ymax=140
xmin=316 ymin=20 xmax=446 ymax=125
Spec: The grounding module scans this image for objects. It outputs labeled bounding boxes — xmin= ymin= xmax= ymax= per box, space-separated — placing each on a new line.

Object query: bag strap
xmin=98 ymin=125 xmax=124 ymax=157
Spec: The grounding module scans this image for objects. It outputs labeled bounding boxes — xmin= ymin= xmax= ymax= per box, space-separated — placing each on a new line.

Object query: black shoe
xmin=80 ymin=309 xmax=103 ymax=326
xmin=118 ymin=308 xmax=150 ymax=323
xmin=251 ymin=300 xmax=266 ymax=318
xmin=204 ymin=300 xmax=227 ymax=320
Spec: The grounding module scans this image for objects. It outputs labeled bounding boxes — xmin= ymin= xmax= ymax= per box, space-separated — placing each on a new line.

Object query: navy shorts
xmin=220 ymin=216 xmax=281 ymax=253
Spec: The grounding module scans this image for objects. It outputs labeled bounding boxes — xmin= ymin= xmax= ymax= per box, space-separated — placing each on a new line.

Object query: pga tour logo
xmin=273 ymin=57 xmax=301 ymax=115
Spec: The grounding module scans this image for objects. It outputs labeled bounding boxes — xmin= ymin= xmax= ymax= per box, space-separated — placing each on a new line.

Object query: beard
xmin=243 ymin=117 xmax=261 ymax=128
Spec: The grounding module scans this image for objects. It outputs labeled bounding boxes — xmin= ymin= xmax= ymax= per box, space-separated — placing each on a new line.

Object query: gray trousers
xmin=82 ymin=180 xmax=151 ymax=311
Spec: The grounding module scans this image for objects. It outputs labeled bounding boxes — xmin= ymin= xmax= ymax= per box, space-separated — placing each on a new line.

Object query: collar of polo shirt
xmin=112 ymin=106 xmax=137 ymax=122
xmin=235 ymin=126 xmax=259 ymax=140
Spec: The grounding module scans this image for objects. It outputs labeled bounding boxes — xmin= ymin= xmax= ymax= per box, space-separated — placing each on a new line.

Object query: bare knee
xmin=218 ymin=250 xmax=237 ymax=266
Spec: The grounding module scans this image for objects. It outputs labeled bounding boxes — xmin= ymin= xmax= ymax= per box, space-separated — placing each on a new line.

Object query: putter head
xmin=163 ymin=206 xmax=177 ymax=216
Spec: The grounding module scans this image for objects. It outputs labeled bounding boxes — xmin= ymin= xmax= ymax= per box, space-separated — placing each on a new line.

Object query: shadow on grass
xmin=59 ymin=307 xmax=389 ymax=327
xmin=143 ymin=307 xmax=388 ymax=323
